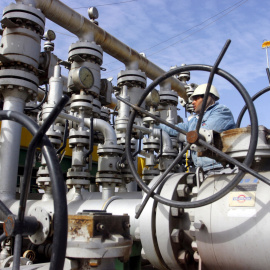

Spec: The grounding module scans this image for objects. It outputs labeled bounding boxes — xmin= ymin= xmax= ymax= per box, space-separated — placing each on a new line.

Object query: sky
xmin=1 ymin=0 xmax=270 ymax=127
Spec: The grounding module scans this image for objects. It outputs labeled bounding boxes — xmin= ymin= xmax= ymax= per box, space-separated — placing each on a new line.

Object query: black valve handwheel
xmin=125 ymin=64 xmax=265 ymax=218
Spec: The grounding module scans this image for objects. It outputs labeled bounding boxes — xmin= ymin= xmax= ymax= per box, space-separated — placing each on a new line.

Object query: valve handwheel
xmin=124 ymin=46 xmax=270 ymax=218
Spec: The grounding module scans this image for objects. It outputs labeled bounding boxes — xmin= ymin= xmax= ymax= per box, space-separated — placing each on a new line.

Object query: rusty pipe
xmin=16 ymin=0 xmax=187 ymax=99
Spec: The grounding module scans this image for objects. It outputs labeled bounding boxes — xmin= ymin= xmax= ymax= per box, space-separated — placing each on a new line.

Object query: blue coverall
xmin=159 ymin=102 xmax=235 ymax=171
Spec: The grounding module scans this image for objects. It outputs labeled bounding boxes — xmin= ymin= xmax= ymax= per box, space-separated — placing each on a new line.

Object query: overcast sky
xmin=1 ymin=0 xmax=270 ymax=127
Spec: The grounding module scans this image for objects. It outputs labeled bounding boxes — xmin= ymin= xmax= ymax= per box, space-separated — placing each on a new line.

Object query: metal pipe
xmin=59 ymin=114 xmax=120 ymax=146
xmin=85 ymin=118 xmax=117 ymax=145
xmin=48 ymin=65 xmax=63 ymax=104
xmin=153 ymin=128 xmax=173 ymax=153
xmin=59 ymin=112 xmax=83 ymax=124
xmin=16 ymin=0 xmax=187 ymax=99
xmin=118 ymin=85 xmax=129 ymax=119
xmin=0 ymin=96 xmax=25 ymax=201
xmin=102 ymin=183 xmax=116 ymax=200
xmin=133 ymin=124 xmax=151 ymax=134
xmin=9 ymin=196 xmax=142 ymax=239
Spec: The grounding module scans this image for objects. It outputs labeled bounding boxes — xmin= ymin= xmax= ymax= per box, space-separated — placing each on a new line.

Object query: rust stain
xmin=68 ymin=215 xmax=94 ymax=239
xmin=221 ymin=127 xmax=250 ymax=153
xmin=3 ymin=216 xmax=14 ymax=236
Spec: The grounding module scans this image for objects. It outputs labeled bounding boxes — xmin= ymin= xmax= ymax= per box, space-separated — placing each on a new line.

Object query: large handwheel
xmin=236 ymin=85 xmax=270 ymax=127
xmin=125 ymin=64 xmax=268 ymax=216
xmin=0 ymin=97 xmax=68 ymax=269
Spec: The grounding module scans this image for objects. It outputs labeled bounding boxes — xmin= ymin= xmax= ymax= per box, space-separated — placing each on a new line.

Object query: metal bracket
xmin=1 ymin=18 xmax=18 ymax=28
xmin=0 ymin=54 xmax=11 ymax=64
xmin=58 ymin=60 xmax=71 ymax=69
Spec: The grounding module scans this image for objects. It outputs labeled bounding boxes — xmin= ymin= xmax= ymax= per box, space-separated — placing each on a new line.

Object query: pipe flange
xmin=47 ymin=137 xmax=61 ymax=147
xmin=0 ymin=70 xmax=38 ymax=101
xmin=139 ymin=176 xmax=168 ymax=270
xmin=46 ymin=130 xmax=62 ymax=146
xmin=142 ymin=168 xmax=160 ymax=183
xmin=42 ymin=104 xmax=60 ymax=120
xmin=159 ymin=90 xmax=178 ymax=105
xmin=178 ymin=71 xmax=190 ymax=81
xmin=70 ymin=93 xmax=93 ymax=102
xmin=36 ymin=177 xmax=51 ymax=188
xmin=67 ymin=169 xmax=91 ymax=179
xmin=155 ymin=174 xmax=194 ymax=268
xmin=54 ymin=124 xmax=65 ymax=134
xmin=37 ymin=166 xmax=49 ymax=177
xmin=92 ymin=98 xmax=101 ymax=116
xmin=66 ymin=179 xmax=90 ymax=188
xmin=115 ymin=117 xmax=129 ymax=125
xmin=2 ymin=3 xmax=45 ymax=34
xmin=70 ymin=94 xmax=93 ymax=112
xmin=117 ymin=70 xmax=146 ymax=88
xmin=28 ymin=207 xmax=51 ymax=245
xmin=100 ymin=107 xmax=110 ymax=122
xmin=97 ymin=144 xmax=123 ymax=155
xmin=69 ymin=129 xmax=90 ymax=147
xmin=119 ymin=168 xmax=133 ymax=184
xmin=143 ymin=137 xmax=160 ymax=151
xmin=95 ymin=173 xmax=122 ymax=184
xmin=116 ymin=133 xmax=127 ymax=140
xmin=68 ymin=41 xmax=103 ymax=65
xmin=0 ymin=27 xmax=42 ymax=68
xmin=117 ymin=137 xmax=136 ymax=152
xmin=185 ymin=84 xmax=197 ymax=97
xmin=143 ymin=112 xmax=160 ymax=126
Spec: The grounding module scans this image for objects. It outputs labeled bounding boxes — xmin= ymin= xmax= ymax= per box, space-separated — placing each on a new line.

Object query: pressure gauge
xmin=145 ymin=89 xmax=160 ymax=108
xmin=72 ymin=67 xmax=94 ymax=89
xmin=44 ymin=30 xmax=56 ymax=41
xmin=88 ymin=7 xmax=99 ymax=20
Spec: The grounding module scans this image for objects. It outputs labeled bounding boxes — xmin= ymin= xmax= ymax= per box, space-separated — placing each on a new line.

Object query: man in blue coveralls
xmin=158 ymin=83 xmax=235 ymax=173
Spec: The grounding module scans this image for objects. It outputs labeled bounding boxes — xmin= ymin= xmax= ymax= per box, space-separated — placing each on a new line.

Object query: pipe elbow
xmin=85 ymin=118 xmax=117 ymax=145
xmin=153 ymin=128 xmax=173 ymax=152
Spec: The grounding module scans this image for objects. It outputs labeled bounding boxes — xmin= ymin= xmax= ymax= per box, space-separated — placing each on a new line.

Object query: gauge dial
xmin=145 ymin=89 xmax=160 ymax=107
xmin=44 ymin=30 xmax=56 ymax=41
xmin=73 ymin=67 xmax=94 ymax=89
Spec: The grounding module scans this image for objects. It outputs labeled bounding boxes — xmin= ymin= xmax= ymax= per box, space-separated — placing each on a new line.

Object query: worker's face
xmin=192 ymin=95 xmax=204 ymax=114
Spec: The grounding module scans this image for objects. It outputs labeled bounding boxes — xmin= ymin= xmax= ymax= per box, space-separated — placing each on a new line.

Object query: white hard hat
xmin=190 ymin=83 xmax=220 ymax=100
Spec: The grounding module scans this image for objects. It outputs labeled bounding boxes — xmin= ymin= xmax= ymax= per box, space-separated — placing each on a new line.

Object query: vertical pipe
xmin=118 ymin=85 xmax=130 ymax=119
xmin=48 ymin=65 xmax=63 ymax=104
xmin=102 ymin=183 xmax=116 ymax=200
xmin=0 ymin=96 xmax=25 ymax=201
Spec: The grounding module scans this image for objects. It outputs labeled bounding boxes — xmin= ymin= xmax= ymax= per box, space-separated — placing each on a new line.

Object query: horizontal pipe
xmin=59 ymin=112 xmax=83 ymax=124
xmin=16 ymin=0 xmax=187 ymax=99
xmin=8 ymin=195 xmax=142 ymax=239
xmin=59 ymin=114 xmax=118 ymax=146
xmin=133 ymin=124 xmax=151 ymax=134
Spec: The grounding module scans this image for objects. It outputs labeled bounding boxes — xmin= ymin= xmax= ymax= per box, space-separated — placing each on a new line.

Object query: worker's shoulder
xmin=211 ymin=103 xmax=232 ymax=113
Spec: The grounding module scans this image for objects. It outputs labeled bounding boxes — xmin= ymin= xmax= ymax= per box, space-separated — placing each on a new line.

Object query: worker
xmin=158 ymin=83 xmax=235 ymax=173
